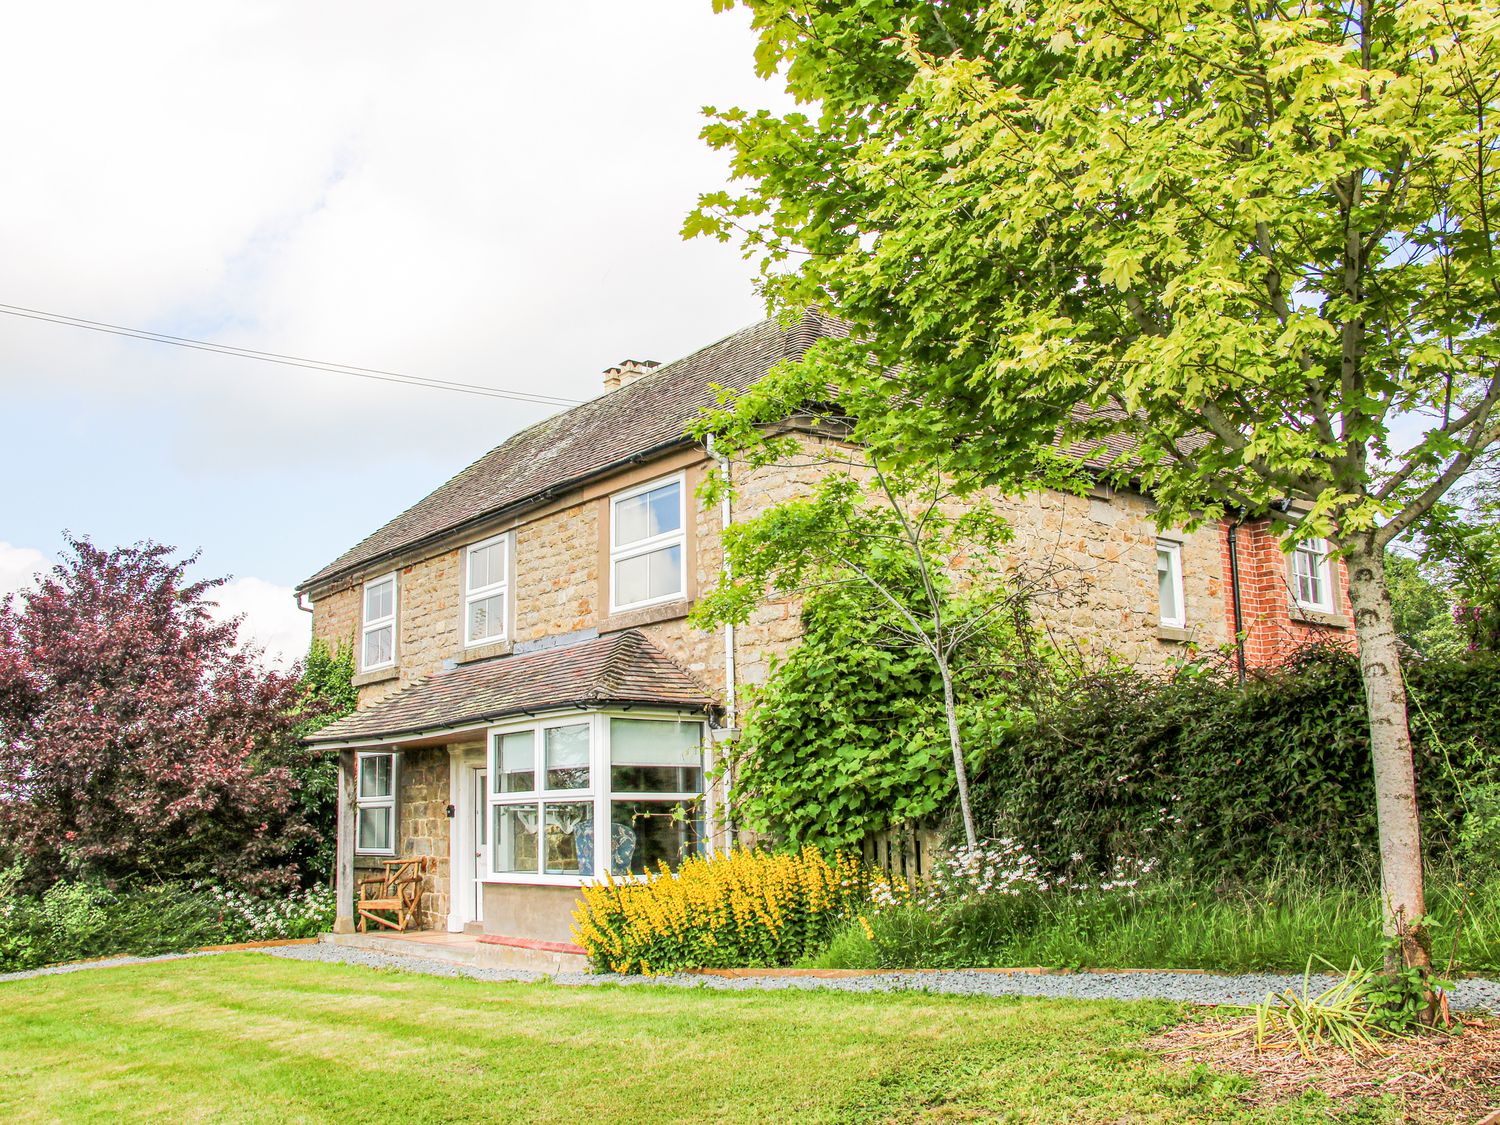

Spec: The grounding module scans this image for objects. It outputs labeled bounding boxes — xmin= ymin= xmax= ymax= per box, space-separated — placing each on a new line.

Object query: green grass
xmin=812 ymin=874 xmax=1500 ymax=974
xmin=0 ymin=953 xmax=1396 ymax=1124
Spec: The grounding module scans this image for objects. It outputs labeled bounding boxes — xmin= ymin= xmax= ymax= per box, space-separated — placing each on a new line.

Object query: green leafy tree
xmin=722 ymin=572 xmax=1048 ymax=850
xmin=693 ymin=0 xmax=1500 ymax=981
xmin=1422 ymin=477 xmax=1500 ymax=653
xmin=1384 ymin=552 xmax=1464 ymax=659
xmin=693 ymin=460 xmax=1059 ymax=848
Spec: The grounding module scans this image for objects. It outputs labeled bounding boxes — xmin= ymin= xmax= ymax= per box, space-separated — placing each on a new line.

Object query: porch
xmin=308 ymin=629 xmax=720 ymax=949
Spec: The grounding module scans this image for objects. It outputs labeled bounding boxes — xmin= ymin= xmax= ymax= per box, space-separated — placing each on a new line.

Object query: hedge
xmin=967 ymin=647 xmax=1499 ymax=879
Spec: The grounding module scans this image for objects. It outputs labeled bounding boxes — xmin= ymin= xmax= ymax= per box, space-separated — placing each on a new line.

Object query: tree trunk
xmin=938 ymin=659 xmax=979 ymax=851
xmin=1342 ymin=536 xmax=1431 ymax=976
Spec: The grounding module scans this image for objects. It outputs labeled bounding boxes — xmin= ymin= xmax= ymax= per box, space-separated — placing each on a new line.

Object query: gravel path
xmin=5 ymin=942 xmax=1496 ymax=1011
xmin=0 ymin=950 xmax=221 ymax=984
xmin=256 ymin=942 xmax=1500 ymax=1011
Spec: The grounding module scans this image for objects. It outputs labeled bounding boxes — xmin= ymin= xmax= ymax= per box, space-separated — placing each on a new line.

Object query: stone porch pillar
xmin=333 ymin=749 xmax=357 ymax=933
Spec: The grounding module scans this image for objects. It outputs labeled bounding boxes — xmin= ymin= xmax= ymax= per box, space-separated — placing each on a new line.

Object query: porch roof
xmin=306 ymin=629 xmax=714 ymax=747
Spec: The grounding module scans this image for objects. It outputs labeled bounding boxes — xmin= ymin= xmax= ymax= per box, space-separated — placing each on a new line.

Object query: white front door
xmin=471 ymin=767 xmax=487 ymax=921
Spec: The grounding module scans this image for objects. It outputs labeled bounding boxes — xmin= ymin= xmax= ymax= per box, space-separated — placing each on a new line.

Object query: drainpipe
xmin=707 ymin=434 xmax=737 ymax=849
xmin=1227 ymin=513 xmax=1247 ymax=684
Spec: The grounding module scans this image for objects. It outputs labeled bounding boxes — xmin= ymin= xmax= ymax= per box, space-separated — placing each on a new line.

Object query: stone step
xmin=475 ymin=933 xmax=589 ymax=975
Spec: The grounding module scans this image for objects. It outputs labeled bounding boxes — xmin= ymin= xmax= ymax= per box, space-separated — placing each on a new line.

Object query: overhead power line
xmin=0 ymin=302 xmax=585 ymax=408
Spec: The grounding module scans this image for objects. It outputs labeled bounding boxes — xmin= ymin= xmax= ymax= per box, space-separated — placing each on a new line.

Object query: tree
xmin=1421 ymin=475 xmax=1500 ymax=653
xmin=691 ymin=459 xmax=1060 ymax=849
xmin=693 ymin=0 xmax=1500 ymax=979
xmin=0 ymin=536 xmax=314 ymax=890
xmin=716 ymin=581 xmax=1030 ymax=850
xmin=1383 ymin=552 xmax=1464 ymax=659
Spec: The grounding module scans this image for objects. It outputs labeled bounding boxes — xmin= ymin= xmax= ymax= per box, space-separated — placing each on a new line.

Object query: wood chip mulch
xmin=1151 ymin=1014 xmax=1500 ymax=1124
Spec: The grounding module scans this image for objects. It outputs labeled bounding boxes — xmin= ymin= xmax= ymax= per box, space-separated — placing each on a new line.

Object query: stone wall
xmin=352 ymin=747 xmax=451 ymax=931
xmin=312 ymin=435 xmax=1278 ymax=711
xmin=514 ymin=498 xmax=599 ymax=643
xmin=984 ymin=485 xmax=1230 ymax=671
xmin=396 ymin=549 xmax=463 ymax=695
xmin=312 ymin=584 xmax=359 ymax=664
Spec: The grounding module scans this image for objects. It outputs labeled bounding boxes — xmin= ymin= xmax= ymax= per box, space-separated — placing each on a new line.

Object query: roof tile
xmin=306 ymin=630 xmax=714 ymax=745
xmin=300 ymin=312 xmax=845 ymax=592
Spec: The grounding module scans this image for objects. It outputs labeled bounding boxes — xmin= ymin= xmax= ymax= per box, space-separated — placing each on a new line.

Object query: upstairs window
xmin=1292 ymin=537 xmax=1335 ymax=613
xmin=1156 ymin=540 xmax=1184 ymax=628
xmin=356 ymin=752 xmax=397 ymax=855
xmin=361 ymin=573 xmax=396 ymax=671
xmin=464 ymin=535 xmax=509 ymax=646
xmin=610 ymin=474 xmax=686 ymax=612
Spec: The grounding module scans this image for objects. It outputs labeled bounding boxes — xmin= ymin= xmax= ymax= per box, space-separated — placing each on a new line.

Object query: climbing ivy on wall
xmin=725 ymin=583 xmax=1057 ymax=849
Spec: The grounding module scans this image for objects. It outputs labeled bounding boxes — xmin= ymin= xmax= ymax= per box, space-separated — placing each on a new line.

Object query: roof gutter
xmin=306 ymin=699 xmax=713 ymax=750
xmin=1227 ymin=512 xmax=1248 ymax=684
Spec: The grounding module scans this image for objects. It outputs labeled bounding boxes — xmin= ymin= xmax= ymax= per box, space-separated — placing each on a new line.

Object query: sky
xmin=0 ymin=1 xmax=789 ymax=668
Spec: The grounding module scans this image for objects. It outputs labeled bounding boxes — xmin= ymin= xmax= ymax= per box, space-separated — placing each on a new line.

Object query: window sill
xmin=353 ymin=666 xmax=399 ymax=688
xmin=482 ymin=875 xmax=592 ymax=889
xmin=600 ymin=599 xmax=692 ymax=633
xmin=1156 ymin=625 xmax=1191 ymax=643
xmin=456 ymin=640 xmax=513 ymax=664
xmin=1290 ymin=606 xmax=1350 ymax=629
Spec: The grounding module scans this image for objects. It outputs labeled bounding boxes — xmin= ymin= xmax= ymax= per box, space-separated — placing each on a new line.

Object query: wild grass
xmin=810 ymin=865 xmax=1500 ymax=974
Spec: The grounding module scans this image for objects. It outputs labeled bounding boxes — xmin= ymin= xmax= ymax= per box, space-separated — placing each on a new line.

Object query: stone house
xmin=300 ymin=312 xmax=1354 ymax=952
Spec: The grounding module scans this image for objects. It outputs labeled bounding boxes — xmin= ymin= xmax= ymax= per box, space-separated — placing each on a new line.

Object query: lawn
xmin=0 ymin=954 xmax=1398 ymax=1124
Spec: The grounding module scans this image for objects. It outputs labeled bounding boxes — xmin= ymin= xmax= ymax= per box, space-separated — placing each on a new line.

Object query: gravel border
xmin=0 ymin=950 xmax=220 ymax=984
xmin=6 ymin=942 xmax=1496 ymax=1012
xmin=256 ymin=943 xmax=1500 ymax=1011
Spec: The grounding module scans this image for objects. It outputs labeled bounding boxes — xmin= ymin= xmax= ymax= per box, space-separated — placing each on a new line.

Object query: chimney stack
xmin=603 ymin=358 xmax=660 ymax=392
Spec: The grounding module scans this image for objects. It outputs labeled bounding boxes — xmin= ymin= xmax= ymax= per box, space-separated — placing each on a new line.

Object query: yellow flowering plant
xmin=571 ymin=847 xmax=908 ymax=974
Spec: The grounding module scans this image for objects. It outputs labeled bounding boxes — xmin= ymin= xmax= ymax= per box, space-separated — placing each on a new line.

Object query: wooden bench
xmin=356 ymin=856 xmax=431 ymax=932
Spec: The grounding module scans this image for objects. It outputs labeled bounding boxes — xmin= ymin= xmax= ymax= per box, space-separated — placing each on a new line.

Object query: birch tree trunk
xmin=938 ymin=658 xmax=978 ymax=850
xmin=1342 ymin=535 xmax=1431 ymax=975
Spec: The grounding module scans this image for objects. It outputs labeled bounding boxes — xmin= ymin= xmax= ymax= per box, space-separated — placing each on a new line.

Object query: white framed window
xmin=1156 ymin=540 xmax=1185 ymax=628
xmin=355 ymin=752 xmax=397 ymax=855
xmin=361 ymin=572 xmax=397 ymax=671
xmin=610 ymin=473 xmax=686 ymax=613
xmin=464 ymin=534 xmax=509 ymax=647
xmin=606 ymin=716 xmax=703 ymax=878
xmin=1292 ymin=537 xmax=1335 ymax=613
xmin=486 ymin=712 xmax=705 ymax=884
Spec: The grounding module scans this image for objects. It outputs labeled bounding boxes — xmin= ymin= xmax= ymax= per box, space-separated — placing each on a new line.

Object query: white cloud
xmin=0 ymin=542 xmax=51 ymax=600
xmin=207 ymin=576 xmax=312 ymax=671
xmin=0 ymin=1 xmax=789 ymax=475
xmin=0 ymin=3 xmax=791 ymax=613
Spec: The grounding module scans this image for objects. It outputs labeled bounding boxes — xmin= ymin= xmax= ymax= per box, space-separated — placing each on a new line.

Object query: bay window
xmin=610 ymin=474 xmax=686 ymax=612
xmin=355 ymin=752 xmax=397 ymax=855
xmin=609 ymin=717 xmax=702 ymax=875
xmin=361 ymin=573 xmax=396 ymax=671
xmin=486 ymin=712 xmax=704 ymax=882
xmin=464 ymin=534 xmax=509 ymax=646
xmin=1292 ymin=537 xmax=1335 ymax=613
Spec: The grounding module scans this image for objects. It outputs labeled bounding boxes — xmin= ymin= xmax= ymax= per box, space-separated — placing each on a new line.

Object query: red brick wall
xmin=1219 ymin=519 xmax=1357 ymax=668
